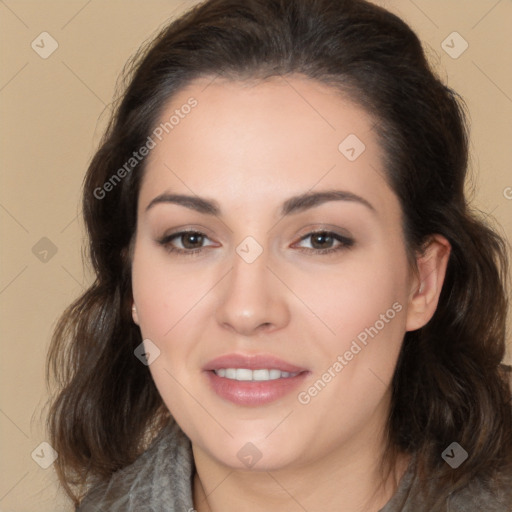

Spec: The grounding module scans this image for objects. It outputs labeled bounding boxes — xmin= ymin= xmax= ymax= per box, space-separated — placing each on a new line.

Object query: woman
xmin=46 ymin=0 xmax=512 ymax=510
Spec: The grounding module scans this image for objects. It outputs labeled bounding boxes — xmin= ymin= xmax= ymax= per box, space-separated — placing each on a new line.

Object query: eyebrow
xmin=145 ymin=189 xmax=376 ymax=217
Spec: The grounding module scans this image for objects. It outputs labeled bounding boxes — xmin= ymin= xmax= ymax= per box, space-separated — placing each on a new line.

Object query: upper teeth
xmin=214 ymin=368 xmax=300 ymax=381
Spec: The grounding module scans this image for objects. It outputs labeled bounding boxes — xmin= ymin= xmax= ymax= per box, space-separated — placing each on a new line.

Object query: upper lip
xmin=203 ymin=353 xmax=308 ymax=373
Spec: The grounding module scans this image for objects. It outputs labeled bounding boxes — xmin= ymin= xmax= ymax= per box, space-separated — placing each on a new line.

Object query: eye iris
xmin=311 ymin=232 xmax=333 ymax=249
xmin=182 ymin=233 xmax=204 ymax=249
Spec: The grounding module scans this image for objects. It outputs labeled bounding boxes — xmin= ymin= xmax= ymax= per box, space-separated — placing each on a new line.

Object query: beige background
xmin=1 ymin=0 xmax=511 ymax=510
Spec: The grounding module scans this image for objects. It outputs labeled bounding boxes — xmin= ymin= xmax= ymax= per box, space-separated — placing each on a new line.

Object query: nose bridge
xmin=214 ymin=242 xmax=289 ymax=335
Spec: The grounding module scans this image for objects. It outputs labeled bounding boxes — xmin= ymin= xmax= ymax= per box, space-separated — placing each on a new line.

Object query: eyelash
xmin=157 ymin=229 xmax=355 ymax=257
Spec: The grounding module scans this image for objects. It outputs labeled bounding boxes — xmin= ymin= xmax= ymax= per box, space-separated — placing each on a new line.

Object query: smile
xmin=213 ymin=368 xmax=301 ymax=381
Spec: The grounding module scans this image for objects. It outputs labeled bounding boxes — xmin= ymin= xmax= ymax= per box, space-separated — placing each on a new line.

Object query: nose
xmin=214 ymin=248 xmax=291 ymax=337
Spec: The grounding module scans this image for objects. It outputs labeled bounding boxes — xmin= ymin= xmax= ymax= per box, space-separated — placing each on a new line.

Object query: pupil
xmin=183 ymin=233 xmax=203 ymax=248
xmin=312 ymin=233 xmax=332 ymax=249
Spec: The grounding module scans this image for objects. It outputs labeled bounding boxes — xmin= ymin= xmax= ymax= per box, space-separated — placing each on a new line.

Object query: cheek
xmin=293 ymin=263 xmax=407 ymax=438
xmin=295 ymin=242 xmax=409 ymax=413
xmin=301 ymin=244 xmax=409 ymax=345
xmin=132 ymin=252 xmax=171 ymax=338
xmin=131 ymin=242 xmax=207 ymax=339
xmin=132 ymin=231 xmax=409 ymax=352
xmin=131 ymin=243 xmax=204 ymax=418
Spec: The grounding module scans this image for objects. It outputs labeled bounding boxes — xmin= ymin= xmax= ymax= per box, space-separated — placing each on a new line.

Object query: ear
xmin=406 ymin=234 xmax=451 ymax=332
xmin=132 ymin=303 xmax=140 ymax=325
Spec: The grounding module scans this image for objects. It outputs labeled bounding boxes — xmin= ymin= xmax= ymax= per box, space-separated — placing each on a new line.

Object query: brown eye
xmin=157 ymin=230 xmax=215 ymax=256
xmin=310 ymin=232 xmax=335 ymax=250
xmin=180 ymin=232 xmax=205 ymax=249
xmin=295 ymin=231 xmax=355 ymax=255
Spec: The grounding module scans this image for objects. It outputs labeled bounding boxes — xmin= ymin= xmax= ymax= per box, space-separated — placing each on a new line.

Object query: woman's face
xmin=131 ymin=75 xmax=418 ymax=471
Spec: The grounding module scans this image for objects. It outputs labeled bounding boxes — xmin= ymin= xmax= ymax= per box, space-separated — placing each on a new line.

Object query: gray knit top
xmin=77 ymin=420 xmax=512 ymax=511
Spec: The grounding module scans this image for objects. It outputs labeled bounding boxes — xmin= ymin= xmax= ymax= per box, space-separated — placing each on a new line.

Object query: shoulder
xmin=76 ymin=421 xmax=194 ymax=512
xmin=382 ymin=457 xmax=512 ymax=512
xmin=447 ymin=469 xmax=512 ymax=512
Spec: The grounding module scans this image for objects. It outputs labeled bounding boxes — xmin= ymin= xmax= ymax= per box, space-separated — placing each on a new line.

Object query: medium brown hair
xmin=46 ymin=0 xmax=512 ymax=505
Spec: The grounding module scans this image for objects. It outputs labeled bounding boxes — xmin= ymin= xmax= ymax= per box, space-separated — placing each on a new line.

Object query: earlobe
xmin=405 ymin=235 xmax=451 ymax=332
xmin=132 ymin=303 xmax=139 ymax=325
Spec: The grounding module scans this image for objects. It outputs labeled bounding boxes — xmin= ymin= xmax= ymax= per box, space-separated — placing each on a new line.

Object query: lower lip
xmin=204 ymin=370 xmax=310 ymax=406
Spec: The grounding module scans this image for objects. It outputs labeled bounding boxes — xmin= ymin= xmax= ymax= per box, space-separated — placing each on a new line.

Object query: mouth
xmin=203 ymin=353 xmax=310 ymax=406
xmin=212 ymin=368 xmax=301 ymax=381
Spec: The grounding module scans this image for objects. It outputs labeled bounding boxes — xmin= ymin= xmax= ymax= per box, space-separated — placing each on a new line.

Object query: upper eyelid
xmin=160 ymin=228 xmax=353 ymax=247
xmin=160 ymin=229 xmax=216 ymax=244
xmin=293 ymin=231 xmax=354 ymax=248
xmin=159 ymin=226 xmax=215 ymax=239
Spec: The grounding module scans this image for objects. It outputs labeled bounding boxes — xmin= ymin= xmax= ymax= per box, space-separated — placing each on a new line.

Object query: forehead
xmin=139 ymin=74 xmax=396 ymax=217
